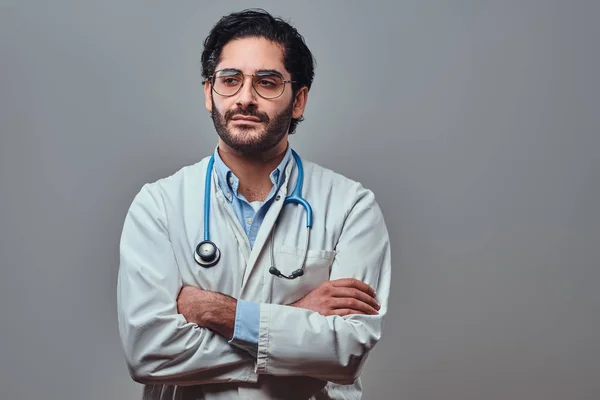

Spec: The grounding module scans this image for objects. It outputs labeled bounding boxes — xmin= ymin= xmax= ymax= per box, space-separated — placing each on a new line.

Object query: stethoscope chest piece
xmin=195 ymin=240 xmax=221 ymax=268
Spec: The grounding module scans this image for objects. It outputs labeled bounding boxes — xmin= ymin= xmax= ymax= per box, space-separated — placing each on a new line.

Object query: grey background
xmin=1 ymin=1 xmax=598 ymax=399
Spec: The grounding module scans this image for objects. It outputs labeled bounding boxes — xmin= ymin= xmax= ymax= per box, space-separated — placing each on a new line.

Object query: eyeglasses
xmin=205 ymin=69 xmax=297 ymax=99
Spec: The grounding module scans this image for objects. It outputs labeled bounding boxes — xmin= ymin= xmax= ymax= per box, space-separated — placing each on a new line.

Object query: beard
xmin=211 ymin=94 xmax=293 ymax=155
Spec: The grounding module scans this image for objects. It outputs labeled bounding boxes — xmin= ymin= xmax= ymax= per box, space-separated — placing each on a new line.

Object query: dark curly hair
xmin=201 ymin=9 xmax=315 ymax=135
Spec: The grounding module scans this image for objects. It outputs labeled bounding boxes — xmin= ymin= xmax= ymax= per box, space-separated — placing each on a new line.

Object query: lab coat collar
xmin=212 ymin=144 xmax=293 ymax=201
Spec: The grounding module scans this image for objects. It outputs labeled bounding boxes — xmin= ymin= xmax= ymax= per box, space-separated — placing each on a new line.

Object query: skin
xmin=176 ymin=37 xmax=379 ymax=340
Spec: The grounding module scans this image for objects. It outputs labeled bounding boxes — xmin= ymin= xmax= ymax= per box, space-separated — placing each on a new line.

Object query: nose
xmin=235 ymin=75 xmax=258 ymax=108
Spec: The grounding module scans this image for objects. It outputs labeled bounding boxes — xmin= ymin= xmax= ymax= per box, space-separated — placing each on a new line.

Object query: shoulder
xmin=303 ymin=158 xmax=374 ymax=194
xmin=128 ymin=157 xmax=210 ymax=211
xmin=301 ymin=157 xmax=378 ymax=215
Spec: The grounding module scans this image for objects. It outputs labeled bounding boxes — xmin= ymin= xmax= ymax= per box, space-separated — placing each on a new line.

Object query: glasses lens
xmin=253 ymin=73 xmax=284 ymax=98
xmin=213 ymin=71 xmax=243 ymax=96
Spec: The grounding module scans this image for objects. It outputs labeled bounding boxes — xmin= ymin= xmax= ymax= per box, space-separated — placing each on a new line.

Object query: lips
xmin=231 ymin=115 xmax=262 ymax=122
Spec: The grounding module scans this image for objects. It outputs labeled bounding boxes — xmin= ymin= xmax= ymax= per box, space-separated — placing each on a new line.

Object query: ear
xmin=204 ymin=80 xmax=213 ymax=113
xmin=292 ymin=86 xmax=308 ymax=119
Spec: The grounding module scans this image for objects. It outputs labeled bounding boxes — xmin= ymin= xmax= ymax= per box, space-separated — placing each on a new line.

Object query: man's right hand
xmin=291 ymin=278 xmax=380 ymax=316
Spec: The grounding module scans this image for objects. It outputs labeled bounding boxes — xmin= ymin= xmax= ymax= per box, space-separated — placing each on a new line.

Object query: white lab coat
xmin=117 ymin=151 xmax=392 ymax=399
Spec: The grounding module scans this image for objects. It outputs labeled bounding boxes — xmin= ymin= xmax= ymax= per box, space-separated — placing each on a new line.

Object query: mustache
xmin=224 ymin=107 xmax=269 ymax=123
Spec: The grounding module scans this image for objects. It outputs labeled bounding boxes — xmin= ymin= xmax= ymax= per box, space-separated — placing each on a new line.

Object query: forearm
xmin=178 ymin=287 xmax=261 ymax=359
xmin=180 ymin=288 xmax=237 ymax=339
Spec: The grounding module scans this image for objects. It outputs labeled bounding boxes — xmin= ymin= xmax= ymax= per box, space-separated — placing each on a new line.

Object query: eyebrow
xmin=255 ymin=69 xmax=284 ymax=77
xmin=218 ymin=68 xmax=285 ymax=77
xmin=218 ymin=68 xmax=242 ymax=75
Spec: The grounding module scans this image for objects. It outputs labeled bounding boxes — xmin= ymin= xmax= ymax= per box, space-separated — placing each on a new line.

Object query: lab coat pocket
xmin=270 ymin=245 xmax=335 ymax=305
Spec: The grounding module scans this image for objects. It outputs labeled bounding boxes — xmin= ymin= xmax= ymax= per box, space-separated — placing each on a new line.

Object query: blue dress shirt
xmin=212 ymin=145 xmax=292 ymax=356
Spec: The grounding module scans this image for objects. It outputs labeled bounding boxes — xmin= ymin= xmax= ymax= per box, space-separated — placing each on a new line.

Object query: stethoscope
xmin=194 ymin=150 xmax=313 ymax=279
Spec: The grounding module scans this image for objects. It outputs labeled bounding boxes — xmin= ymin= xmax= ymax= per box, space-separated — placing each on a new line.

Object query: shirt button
xmin=246 ymin=217 xmax=252 ymax=224
xmin=226 ymin=192 xmax=231 ymax=199
xmin=229 ymin=177 xmax=234 ymax=185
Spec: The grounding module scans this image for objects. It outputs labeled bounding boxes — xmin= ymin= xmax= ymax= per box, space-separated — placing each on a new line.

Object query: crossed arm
xmin=117 ymin=183 xmax=391 ymax=386
xmin=175 ymin=278 xmax=381 ymax=345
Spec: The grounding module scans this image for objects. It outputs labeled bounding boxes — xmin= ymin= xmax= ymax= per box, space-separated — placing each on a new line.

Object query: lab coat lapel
xmin=211 ymin=168 xmax=252 ymax=262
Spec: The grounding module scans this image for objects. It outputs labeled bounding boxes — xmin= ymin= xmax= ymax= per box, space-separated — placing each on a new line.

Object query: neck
xmin=217 ymin=138 xmax=289 ymax=202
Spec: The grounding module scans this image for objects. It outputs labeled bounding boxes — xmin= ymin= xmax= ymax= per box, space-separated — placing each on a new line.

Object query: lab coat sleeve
xmin=256 ymin=185 xmax=392 ymax=384
xmin=117 ymin=184 xmax=258 ymax=385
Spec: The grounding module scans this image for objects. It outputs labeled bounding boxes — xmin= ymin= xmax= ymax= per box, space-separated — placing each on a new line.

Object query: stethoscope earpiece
xmin=268 ymin=266 xmax=305 ymax=280
xmin=290 ymin=269 xmax=304 ymax=278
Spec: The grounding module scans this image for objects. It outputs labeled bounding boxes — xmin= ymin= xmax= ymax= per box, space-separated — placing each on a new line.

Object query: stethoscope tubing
xmin=196 ymin=149 xmax=312 ymax=279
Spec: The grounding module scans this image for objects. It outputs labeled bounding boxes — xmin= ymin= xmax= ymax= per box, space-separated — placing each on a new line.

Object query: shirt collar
xmin=212 ymin=144 xmax=293 ymax=201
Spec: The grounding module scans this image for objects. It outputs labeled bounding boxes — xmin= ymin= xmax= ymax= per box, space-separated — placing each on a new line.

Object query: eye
xmin=256 ymin=78 xmax=277 ymax=87
xmin=221 ymin=77 xmax=240 ymax=86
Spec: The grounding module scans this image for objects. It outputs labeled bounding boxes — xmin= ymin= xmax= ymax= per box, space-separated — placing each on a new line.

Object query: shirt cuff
xmin=228 ymin=299 xmax=260 ymax=358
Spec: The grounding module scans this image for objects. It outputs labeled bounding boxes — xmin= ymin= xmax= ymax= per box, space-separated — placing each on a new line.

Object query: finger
xmin=330 ymin=278 xmax=376 ymax=297
xmin=332 ymin=287 xmax=380 ymax=310
xmin=331 ymin=298 xmax=378 ymax=315
xmin=328 ymin=308 xmax=366 ymax=317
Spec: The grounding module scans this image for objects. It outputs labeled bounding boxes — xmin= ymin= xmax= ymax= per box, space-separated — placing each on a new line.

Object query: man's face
xmin=204 ymin=37 xmax=306 ymax=155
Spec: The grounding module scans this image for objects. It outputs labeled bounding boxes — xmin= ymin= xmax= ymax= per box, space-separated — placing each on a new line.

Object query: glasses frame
xmin=204 ymin=69 xmax=298 ymax=99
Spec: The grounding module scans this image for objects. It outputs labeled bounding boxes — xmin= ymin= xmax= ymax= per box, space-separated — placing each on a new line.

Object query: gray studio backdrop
xmin=1 ymin=1 xmax=599 ymax=399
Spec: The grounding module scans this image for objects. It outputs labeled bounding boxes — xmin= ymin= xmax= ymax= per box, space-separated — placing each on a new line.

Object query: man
xmin=117 ymin=9 xmax=391 ymax=399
